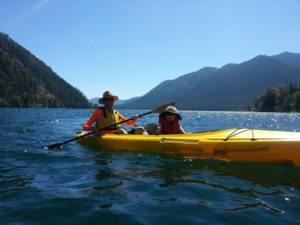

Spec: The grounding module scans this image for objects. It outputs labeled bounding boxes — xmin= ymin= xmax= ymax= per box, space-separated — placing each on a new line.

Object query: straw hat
xmin=159 ymin=106 xmax=182 ymax=120
xmin=98 ymin=91 xmax=119 ymax=104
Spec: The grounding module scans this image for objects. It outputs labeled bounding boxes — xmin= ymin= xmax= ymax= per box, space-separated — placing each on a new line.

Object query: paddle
xmin=45 ymin=102 xmax=175 ymax=149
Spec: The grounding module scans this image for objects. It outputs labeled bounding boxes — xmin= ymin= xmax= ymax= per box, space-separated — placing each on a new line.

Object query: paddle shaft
xmin=46 ymin=110 xmax=153 ymax=148
xmin=45 ymin=102 xmax=175 ymax=149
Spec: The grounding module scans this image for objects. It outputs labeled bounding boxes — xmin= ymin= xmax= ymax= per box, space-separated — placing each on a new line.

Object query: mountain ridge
xmin=121 ymin=52 xmax=300 ymax=110
xmin=89 ymin=96 xmax=140 ymax=107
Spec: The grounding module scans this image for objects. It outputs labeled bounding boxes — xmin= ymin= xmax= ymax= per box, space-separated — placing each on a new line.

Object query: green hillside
xmin=0 ymin=32 xmax=90 ymax=108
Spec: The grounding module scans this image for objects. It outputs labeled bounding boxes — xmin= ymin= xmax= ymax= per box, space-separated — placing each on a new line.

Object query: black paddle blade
xmin=45 ymin=142 xmax=63 ymax=149
xmin=44 ymin=131 xmax=92 ymax=150
xmin=153 ymin=102 xmax=175 ymax=113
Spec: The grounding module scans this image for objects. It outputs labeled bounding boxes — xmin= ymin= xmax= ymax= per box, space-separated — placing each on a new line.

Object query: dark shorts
xmin=128 ymin=128 xmax=135 ymax=134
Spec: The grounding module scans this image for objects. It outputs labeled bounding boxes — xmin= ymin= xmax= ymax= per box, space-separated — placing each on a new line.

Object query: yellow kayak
xmin=76 ymin=128 xmax=300 ymax=166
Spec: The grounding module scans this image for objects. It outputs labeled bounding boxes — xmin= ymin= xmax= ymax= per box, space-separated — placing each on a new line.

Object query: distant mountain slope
xmin=0 ymin=32 xmax=90 ymax=108
xmin=89 ymin=96 xmax=140 ymax=107
xmin=122 ymin=52 xmax=300 ymax=110
xmin=272 ymin=52 xmax=300 ymax=68
xmin=121 ymin=67 xmax=218 ymax=109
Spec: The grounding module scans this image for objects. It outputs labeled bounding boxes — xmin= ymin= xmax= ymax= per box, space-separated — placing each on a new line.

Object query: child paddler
xmin=132 ymin=106 xmax=185 ymax=135
xmin=156 ymin=106 xmax=185 ymax=134
xmin=83 ymin=91 xmax=138 ymax=134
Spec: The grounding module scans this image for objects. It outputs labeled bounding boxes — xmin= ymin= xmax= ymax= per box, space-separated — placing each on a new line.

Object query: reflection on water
xmin=225 ymin=201 xmax=283 ymax=213
xmin=122 ymin=155 xmax=300 ymax=189
xmin=89 ymin=150 xmax=300 ymax=217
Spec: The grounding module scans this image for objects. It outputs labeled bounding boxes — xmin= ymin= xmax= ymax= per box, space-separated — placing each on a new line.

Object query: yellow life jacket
xmin=96 ymin=107 xmax=122 ymax=129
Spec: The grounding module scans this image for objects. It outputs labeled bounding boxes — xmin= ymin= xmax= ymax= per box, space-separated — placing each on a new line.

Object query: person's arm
xmin=179 ymin=126 xmax=186 ymax=134
xmin=82 ymin=109 xmax=103 ymax=131
xmin=118 ymin=113 xmax=137 ymax=126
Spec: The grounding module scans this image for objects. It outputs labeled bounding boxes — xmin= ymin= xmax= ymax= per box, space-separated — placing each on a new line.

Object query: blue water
xmin=1 ymin=108 xmax=300 ymax=225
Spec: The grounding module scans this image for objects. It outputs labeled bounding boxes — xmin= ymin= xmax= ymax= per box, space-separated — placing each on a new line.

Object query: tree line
xmin=252 ymin=84 xmax=300 ymax=112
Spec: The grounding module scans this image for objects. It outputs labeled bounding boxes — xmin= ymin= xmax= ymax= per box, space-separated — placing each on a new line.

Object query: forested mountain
xmin=0 ymin=32 xmax=90 ymax=108
xmin=121 ymin=52 xmax=300 ymax=110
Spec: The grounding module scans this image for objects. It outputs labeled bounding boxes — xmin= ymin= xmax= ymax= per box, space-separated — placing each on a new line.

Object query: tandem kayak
xmin=76 ymin=128 xmax=300 ymax=166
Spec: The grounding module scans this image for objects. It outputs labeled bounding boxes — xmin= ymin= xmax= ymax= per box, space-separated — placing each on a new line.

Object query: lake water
xmin=1 ymin=108 xmax=300 ymax=225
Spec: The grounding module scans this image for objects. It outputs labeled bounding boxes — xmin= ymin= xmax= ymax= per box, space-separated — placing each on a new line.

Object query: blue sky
xmin=1 ymin=0 xmax=300 ymax=99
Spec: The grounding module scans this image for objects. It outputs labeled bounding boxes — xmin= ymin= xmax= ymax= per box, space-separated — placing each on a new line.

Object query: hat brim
xmin=98 ymin=96 xmax=119 ymax=104
xmin=159 ymin=111 xmax=182 ymax=120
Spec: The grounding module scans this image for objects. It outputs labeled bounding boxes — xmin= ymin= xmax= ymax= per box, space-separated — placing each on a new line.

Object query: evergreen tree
xmin=254 ymin=84 xmax=300 ymax=112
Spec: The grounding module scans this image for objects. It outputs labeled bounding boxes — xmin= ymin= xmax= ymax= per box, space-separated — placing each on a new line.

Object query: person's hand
xmin=132 ymin=114 xmax=139 ymax=120
xmin=91 ymin=126 xmax=99 ymax=135
xmin=112 ymin=130 xmax=123 ymax=134
xmin=155 ymin=126 xmax=161 ymax=135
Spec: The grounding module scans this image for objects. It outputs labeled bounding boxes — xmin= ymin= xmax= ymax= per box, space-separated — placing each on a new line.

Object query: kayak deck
xmin=76 ymin=128 xmax=300 ymax=166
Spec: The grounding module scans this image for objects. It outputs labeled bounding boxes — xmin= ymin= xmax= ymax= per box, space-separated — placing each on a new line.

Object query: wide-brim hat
xmin=98 ymin=91 xmax=119 ymax=104
xmin=159 ymin=106 xmax=182 ymax=120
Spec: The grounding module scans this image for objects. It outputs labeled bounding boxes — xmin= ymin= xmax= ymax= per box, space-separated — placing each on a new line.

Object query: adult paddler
xmin=83 ymin=91 xmax=138 ymax=134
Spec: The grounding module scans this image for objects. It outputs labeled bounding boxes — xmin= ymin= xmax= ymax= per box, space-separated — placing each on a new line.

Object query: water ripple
xmin=1 ymin=108 xmax=300 ymax=225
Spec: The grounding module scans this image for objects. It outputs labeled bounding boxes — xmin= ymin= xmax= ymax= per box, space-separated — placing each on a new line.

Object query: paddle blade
xmin=45 ymin=142 xmax=63 ymax=149
xmin=44 ymin=131 xmax=93 ymax=150
xmin=153 ymin=102 xmax=175 ymax=113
